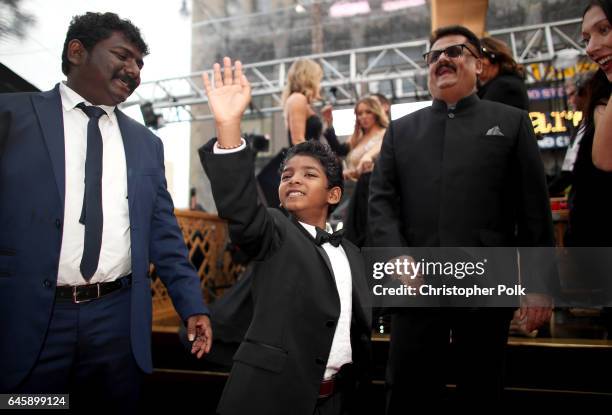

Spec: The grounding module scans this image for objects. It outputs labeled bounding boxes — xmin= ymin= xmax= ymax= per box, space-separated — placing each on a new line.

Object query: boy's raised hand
xmin=203 ymin=57 xmax=251 ymax=145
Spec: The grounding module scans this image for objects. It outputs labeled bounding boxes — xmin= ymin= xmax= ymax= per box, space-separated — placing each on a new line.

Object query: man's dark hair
xmin=280 ymin=140 xmax=344 ymax=205
xmin=61 ymin=12 xmax=149 ymax=75
xmin=430 ymin=25 xmax=482 ymax=57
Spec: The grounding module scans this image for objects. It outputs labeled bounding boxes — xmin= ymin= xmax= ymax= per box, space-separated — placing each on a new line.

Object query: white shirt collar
xmin=59 ymin=81 xmax=116 ymax=119
xmin=298 ymin=221 xmax=334 ymax=238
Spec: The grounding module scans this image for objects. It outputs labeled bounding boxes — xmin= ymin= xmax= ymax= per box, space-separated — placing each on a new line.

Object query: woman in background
xmin=325 ymin=96 xmax=388 ymax=246
xmin=478 ymin=36 xmax=529 ymax=110
xmin=582 ymin=0 xmax=612 ymax=171
xmin=562 ymin=0 xmax=612 ymax=334
xmin=568 ymin=0 xmax=612 ymax=247
xmin=282 ymin=58 xmax=324 ymax=146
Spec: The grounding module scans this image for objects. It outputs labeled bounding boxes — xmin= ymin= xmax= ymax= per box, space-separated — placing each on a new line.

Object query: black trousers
xmin=16 ymin=286 xmax=143 ymax=413
xmin=314 ymin=391 xmax=345 ymax=415
xmin=385 ymin=308 xmax=513 ymax=413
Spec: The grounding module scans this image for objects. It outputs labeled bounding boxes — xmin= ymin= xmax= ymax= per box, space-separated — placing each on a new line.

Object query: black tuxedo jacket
xmin=199 ymin=142 xmax=372 ymax=415
xmin=369 ymin=95 xmax=555 ymax=293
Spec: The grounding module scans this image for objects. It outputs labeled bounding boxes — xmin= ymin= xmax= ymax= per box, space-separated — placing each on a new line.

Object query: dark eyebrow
xmin=302 ymin=165 xmax=323 ymax=173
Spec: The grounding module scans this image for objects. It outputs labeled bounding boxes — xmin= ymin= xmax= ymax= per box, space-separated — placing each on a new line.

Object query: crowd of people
xmin=1 ymin=0 xmax=611 ymax=413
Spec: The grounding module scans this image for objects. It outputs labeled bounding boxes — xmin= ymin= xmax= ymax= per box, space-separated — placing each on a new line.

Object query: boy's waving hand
xmin=203 ymin=57 xmax=251 ymax=146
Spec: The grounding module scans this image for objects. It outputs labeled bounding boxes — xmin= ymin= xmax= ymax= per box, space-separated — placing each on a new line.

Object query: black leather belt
xmin=55 ymin=274 xmax=132 ymax=303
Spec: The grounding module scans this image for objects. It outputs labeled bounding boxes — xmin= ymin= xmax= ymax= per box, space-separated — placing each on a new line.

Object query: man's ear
xmin=327 ymin=186 xmax=342 ymax=205
xmin=67 ymin=39 xmax=87 ymax=68
xmin=474 ymin=58 xmax=483 ymax=76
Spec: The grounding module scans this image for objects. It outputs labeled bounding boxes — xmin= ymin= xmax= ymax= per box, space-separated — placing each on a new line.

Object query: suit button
xmin=448 ymin=112 xmax=455 ymax=119
xmin=326 ymin=320 xmax=335 ymax=328
xmin=55 ymin=219 xmax=61 ymax=229
xmin=43 ymin=279 xmax=53 ymax=288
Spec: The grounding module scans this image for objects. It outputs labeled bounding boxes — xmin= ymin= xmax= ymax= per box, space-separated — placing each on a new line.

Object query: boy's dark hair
xmin=430 ymin=25 xmax=482 ymax=58
xmin=280 ymin=140 xmax=344 ymax=205
xmin=61 ymin=12 xmax=149 ymax=75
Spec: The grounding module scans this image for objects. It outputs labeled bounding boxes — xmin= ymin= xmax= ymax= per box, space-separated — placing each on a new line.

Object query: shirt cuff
xmin=213 ymin=138 xmax=247 ymax=154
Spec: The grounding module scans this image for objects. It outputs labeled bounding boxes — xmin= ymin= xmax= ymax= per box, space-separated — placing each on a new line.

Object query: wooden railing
xmin=151 ymin=209 xmax=244 ymax=326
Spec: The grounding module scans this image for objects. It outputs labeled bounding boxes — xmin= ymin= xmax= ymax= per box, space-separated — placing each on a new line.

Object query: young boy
xmin=198 ymin=57 xmax=371 ymax=415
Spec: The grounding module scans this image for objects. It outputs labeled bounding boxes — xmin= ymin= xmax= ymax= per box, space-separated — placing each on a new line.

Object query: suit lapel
xmin=31 ymin=84 xmax=65 ymax=210
xmin=115 ymin=109 xmax=139 ymax=214
xmin=342 ymin=240 xmax=369 ymax=328
xmin=315 ymin=245 xmax=335 ymax=283
xmin=289 ymin=215 xmax=336 ymax=284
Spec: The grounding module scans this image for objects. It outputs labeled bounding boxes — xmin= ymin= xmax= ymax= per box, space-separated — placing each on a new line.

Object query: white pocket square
xmin=486 ymin=126 xmax=504 ymax=136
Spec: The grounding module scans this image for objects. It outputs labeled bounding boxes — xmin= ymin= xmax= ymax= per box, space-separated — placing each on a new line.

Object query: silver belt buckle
xmin=72 ymin=284 xmax=100 ymax=304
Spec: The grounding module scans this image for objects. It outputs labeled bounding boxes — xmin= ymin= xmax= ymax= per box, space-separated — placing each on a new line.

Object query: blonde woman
xmin=282 ymin=58 xmax=324 ymax=146
xmin=325 ymin=96 xmax=389 ymax=246
xmin=343 ymin=96 xmax=389 ymax=181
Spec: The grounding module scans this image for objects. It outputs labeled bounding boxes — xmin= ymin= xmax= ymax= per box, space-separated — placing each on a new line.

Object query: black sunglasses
xmin=481 ymin=46 xmax=497 ymax=62
xmin=423 ymin=44 xmax=480 ymax=65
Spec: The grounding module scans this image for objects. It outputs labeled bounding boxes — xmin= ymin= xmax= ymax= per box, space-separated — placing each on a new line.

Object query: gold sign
xmin=529 ymin=111 xmax=583 ymax=135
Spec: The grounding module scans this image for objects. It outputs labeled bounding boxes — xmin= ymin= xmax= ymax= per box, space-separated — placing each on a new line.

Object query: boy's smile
xmin=279 ymin=155 xmax=341 ymax=228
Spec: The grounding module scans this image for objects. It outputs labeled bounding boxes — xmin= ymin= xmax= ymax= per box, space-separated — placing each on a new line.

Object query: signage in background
xmin=529 ymin=110 xmax=582 ymax=150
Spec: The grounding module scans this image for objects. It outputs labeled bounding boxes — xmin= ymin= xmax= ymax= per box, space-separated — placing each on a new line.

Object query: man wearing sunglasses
xmin=369 ymin=26 xmax=555 ymax=411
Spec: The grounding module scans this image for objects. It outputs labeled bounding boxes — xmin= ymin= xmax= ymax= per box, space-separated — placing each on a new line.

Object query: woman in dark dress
xmin=568 ymin=0 xmax=612 ymax=247
xmin=478 ymin=36 xmax=529 ymax=111
xmin=282 ymin=58 xmax=324 ymax=146
xmin=563 ymin=0 xmax=612 ymax=330
xmin=257 ymin=59 xmax=325 ymax=208
xmin=569 ymin=0 xmax=612 ymax=248
xmin=582 ymin=0 xmax=612 ymax=173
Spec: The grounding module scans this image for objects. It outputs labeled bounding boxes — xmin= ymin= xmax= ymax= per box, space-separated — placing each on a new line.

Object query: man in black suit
xmin=369 ymin=26 xmax=555 ymax=411
xmin=198 ymin=58 xmax=371 ymax=415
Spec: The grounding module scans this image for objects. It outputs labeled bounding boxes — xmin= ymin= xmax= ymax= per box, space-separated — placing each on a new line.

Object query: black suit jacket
xmin=369 ymin=94 xmax=555 ymax=292
xmin=199 ymin=142 xmax=372 ymax=415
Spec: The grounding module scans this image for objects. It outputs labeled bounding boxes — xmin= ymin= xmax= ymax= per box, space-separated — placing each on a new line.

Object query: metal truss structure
xmin=122 ymin=18 xmax=585 ymax=123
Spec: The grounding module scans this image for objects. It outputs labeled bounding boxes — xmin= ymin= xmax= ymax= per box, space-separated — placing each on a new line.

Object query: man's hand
xmin=186 ymin=314 xmax=213 ymax=359
xmin=390 ymin=255 xmax=424 ymax=290
xmin=518 ymin=293 xmax=553 ymax=332
xmin=203 ymin=57 xmax=252 ymax=146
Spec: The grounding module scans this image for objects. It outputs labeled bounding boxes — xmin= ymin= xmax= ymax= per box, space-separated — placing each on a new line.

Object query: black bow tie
xmin=315 ymin=227 xmax=344 ymax=247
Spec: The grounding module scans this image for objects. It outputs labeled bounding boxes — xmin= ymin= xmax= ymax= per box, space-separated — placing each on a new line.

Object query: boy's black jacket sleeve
xmin=199 ymin=139 xmax=282 ymax=261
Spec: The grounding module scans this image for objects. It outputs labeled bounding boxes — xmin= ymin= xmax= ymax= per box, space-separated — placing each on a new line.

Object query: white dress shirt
xmin=299 ymin=222 xmax=353 ymax=380
xmin=57 ymin=82 xmax=131 ymax=286
xmin=212 ymin=141 xmax=354 ymax=379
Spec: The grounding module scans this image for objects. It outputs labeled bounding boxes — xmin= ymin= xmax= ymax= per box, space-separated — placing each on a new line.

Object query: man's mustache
xmin=115 ymin=73 xmax=138 ymax=91
xmin=434 ymin=62 xmax=456 ymax=75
